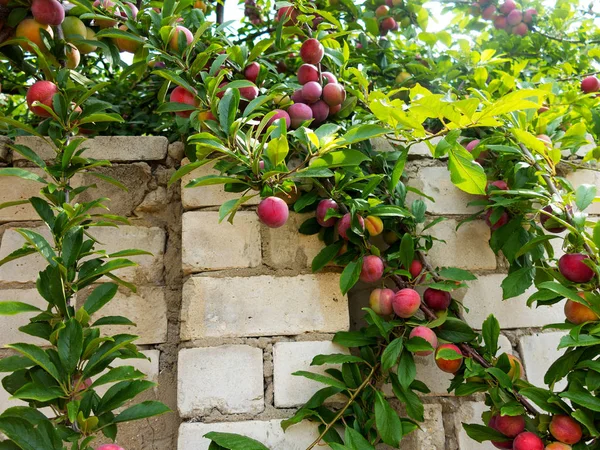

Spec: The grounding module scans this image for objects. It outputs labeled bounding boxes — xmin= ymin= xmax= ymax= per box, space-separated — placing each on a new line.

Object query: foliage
xmin=2 ymin=0 xmax=600 ymax=448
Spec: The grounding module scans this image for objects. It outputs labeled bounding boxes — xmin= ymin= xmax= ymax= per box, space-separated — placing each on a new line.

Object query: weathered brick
xmin=0 ymin=289 xmax=47 ymax=346
xmin=178 ymin=345 xmax=264 ymax=417
xmin=86 ymin=287 xmax=168 ymax=345
xmin=180 ymin=274 xmax=349 ymax=339
xmin=178 ymin=420 xmax=325 ymax=450
xmin=0 ymin=168 xmax=46 ymax=222
xmin=519 ymin=331 xmax=567 ymax=390
xmin=0 ymin=136 xmax=11 ymax=162
xmin=423 ymin=218 xmax=496 ymax=270
xmin=0 ymin=226 xmax=165 ymax=285
xmin=182 ymin=211 xmax=261 ymax=273
xmin=273 ymin=340 xmax=348 ymax=408
xmin=456 ymin=401 xmax=498 ymax=450
xmin=460 ymin=274 xmax=564 ymax=329
xmin=372 ymin=136 xmax=444 ymax=159
xmin=14 ymin=136 xmax=168 ymax=162
xmin=376 ymin=404 xmax=445 ymax=450
xmin=407 ymin=165 xmax=480 ymax=215
xmin=180 ymin=159 xmax=260 ymax=209
xmin=262 ymin=213 xmax=323 ymax=269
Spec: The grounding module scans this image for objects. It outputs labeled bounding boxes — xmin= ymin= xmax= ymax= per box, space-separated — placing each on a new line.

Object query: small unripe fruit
xmin=506 ymin=354 xmax=524 ymax=379
xmin=369 ymin=288 xmax=395 ymax=315
xmin=244 ymin=62 xmax=260 ymax=84
xmin=321 ymin=72 xmax=338 ymax=84
xmin=114 ymin=25 xmax=141 ymax=53
xmin=257 ymin=197 xmax=289 ymax=228
xmin=16 ymin=19 xmax=54 ymax=51
xmin=302 ymin=81 xmax=323 ymax=104
xmin=365 ymin=216 xmax=383 ymax=236
xmin=26 ymin=81 xmax=58 ymax=117
xmin=170 ymin=86 xmax=199 ymax=118
xmin=558 ymin=253 xmax=595 ymax=283
xmin=396 ymin=71 xmax=412 ymax=84
xmin=310 ymin=100 xmax=330 ymax=124
xmin=297 ymin=64 xmax=319 ymax=85
xmin=512 ymin=22 xmax=528 ymax=36
xmin=360 ymin=255 xmax=384 ymax=283
xmin=300 ymin=38 xmax=324 ymax=65
xmin=383 ymin=230 xmax=398 ymax=245
xmin=267 ymin=109 xmax=291 ymax=129
xmin=435 ymin=343 xmax=463 ymax=373
xmin=506 ymin=9 xmax=523 ymax=26
xmin=494 ymin=414 xmax=525 ymax=438
xmin=288 ymin=103 xmax=313 ymax=129
xmin=423 ymin=288 xmax=451 ymax=311
xmin=564 ymin=293 xmax=599 ymax=324
xmin=65 ymin=44 xmax=81 ymax=69
xmin=322 ymin=83 xmax=346 ymax=107
xmin=409 ymin=260 xmax=423 ymax=279
xmin=581 ymin=76 xmax=600 ymax=94
xmin=316 ymin=199 xmax=339 ymax=227
xmin=484 ymin=209 xmax=509 ymax=231
xmin=392 ymin=288 xmax=421 ymax=318
xmin=375 ymin=5 xmax=389 ymax=17
xmin=523 ymin=8 xmax=538 ymax=23
xmin=499 ymin=0 xmax=516 ymax=14
xmin=62 ymin=16 xmax=87 ymax=40
xmin=31 ymin=0 xmax=65 ymax=26
xmin=409 ymin=326 xmax=437 ymax=356
xmin=512 ymin=432 xmax=544 ymax=450
xmin=169 ymin=26 xmax=193 ymax=52
xmin=549 ymin=415 xmax=582 ymax=445
xmin=540 ymin=205 xmax=567 ymax=233
xmin=338 ymin=213 xmax=364 ymax=239
xmin=481 ymin=5 xmax=496 ymax=19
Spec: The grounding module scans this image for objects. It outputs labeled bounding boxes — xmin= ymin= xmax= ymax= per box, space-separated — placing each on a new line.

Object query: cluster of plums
xmin=472 ymin=0 xmax=537 ymax=36
xmin=488 ymin=413 xmax=583 ymax=449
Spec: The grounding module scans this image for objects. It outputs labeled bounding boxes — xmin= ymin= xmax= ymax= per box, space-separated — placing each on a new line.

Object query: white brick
xmin=180 ymin=274 xmax=349 ymax=339
xmin=14 ymin=136 xmax=167 ymax=162
xmin=181 ymin=159 xmax=260 ymax=209
xmin=91 ymin=287 xmax=167 ymax=345
xmin=461 ymin=274 xmax=564 ymax=329
xmin=519 ymin=332 xmax=567 ymax=390
xmin=262 ymin=213 xmax=323 ymax=269
xmin=400 ymin=404 xmax=445 ymax=449
xmin=456 ymin=401 xmax=498 ymax=450
xmin=0 ymin=226 xmax=165 ymax=285
xmin=407 ymin=165 xmax=479 ymax=215
xmin=423 ymin=219 xmax=496 ymax=270
xmin=178 ymin=345 xmax=264 ymax=417
xmin=408 ymin=136 xmax=444 ymax=158
xmin=182 ymin=211 xmax=261 ymax=273
xmin=273 ymin=341 xmax=348 ymax=408
xmin=94 ymin=349 xmax=159 ymax=397
xmin=0 ymin=289 xmax=47 ymax=346
xmin=566 ymin=169 xmax=600 ymax=214
xmin=178 ymin=420 xmax=326 ymax=450
xmin=0 ymin=169 xmax=46 ymax=222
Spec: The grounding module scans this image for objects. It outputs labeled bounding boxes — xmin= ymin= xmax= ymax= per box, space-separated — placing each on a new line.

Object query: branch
xmin=532 ymin=27 xmax=600 ymax=45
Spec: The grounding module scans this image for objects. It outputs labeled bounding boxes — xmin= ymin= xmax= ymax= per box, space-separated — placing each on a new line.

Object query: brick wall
xmin=0 ymin=135 xmax=580 ymax=449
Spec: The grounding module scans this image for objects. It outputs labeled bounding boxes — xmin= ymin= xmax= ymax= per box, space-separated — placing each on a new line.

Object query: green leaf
xmin=311 ymin=242 xmax=344 ymax=274
xmin=91 ymin=365 xmax=146 ymax=388
xmin=113 ymin=400 xmax=170 ymax=423
xmin=391 ymin=377 xmax=424 ymax=422
xmin=9 ymin=144 xmax=46 ymax=169
xmin=368 ymin=205 xmax=411 ymax=218
xmin=203 ymin=432 xmax=269 ymax=450
xmin=0 ymin=356 xmax=35 ymax=372
xmin=292 ymin=371 xmax=347 ymax=390
xmin=374 ymin=391 xmax=402 ymax=446
xmin=0 ymin=302 xmax=41 ymax=316
xmin=0 ymin=247 xmax=36 ymax=267
xmin=0 ymin=168 xmax=48 ymax=184
xmin=381 ymin=338 xmax=403 ymax=372
xmin=332 ymin=331 xmax=377 ymax=347
xmin=311 ymin=354 xmax=364 ymax=366
xmin=537 ymin=281 xmax=585 ymax=304
xmin=0 ymin=417 xmax=49 ymax=450
xmin=399 ymin=234 xmax=414 ymax=272
xmin=340 ymin=259 xmax=362 ymax=295
xmin=435 ymin=317 xmax=477 ymax=343
xmin=501 ymin=267 xmax=533 ymax=300
xmin=482 ymin=315 xmax=500 ymax=356
xmin=83 ymin=283 xmax=119 ymax=315
xmin=560 ymin=389 xmax=600 ymax=412
xmin=339 ymin=124 xmax=389 ymax=145
xmin=462 ymin=424 xmax=511 ymax=443
xmin=15 ymin=229 xmax=56 ymax=267
xmin=92 ymin=316 xmax=136 ymax=326
xmin=218 ymin=88 xmax=240 ymax=136
xmin=447 ymin=145 xmax=486 ymax=195
xmin=5 ymin=344 xmax=61 ymax=383
xmin=575 ymin=184 xmax=596 ymax=211
xmin=186 ymin=175 xmax=247 ymax=188
xmin=58 ymin=319 xmax=83 ymax=374
xmin=12 ymin=384 xmax=64 ymax=402
xmin=266 ymin=135 xmax=289 ymax=166
xmin=397 ymin=351 xmax=416 ymax=389
xmin=310 ymin=150 xmax=370 ymax=168
xmin=389 ymin=148 xmax=409 ymax=192
xmin=438 ymin=267 xmax=477 ymax=281
xmin=344 ymin=427 xmax=375 ymax=450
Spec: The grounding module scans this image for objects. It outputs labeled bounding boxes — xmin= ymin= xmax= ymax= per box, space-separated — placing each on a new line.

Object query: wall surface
xmin=0 ymin=135 xmax=589 ymax=449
